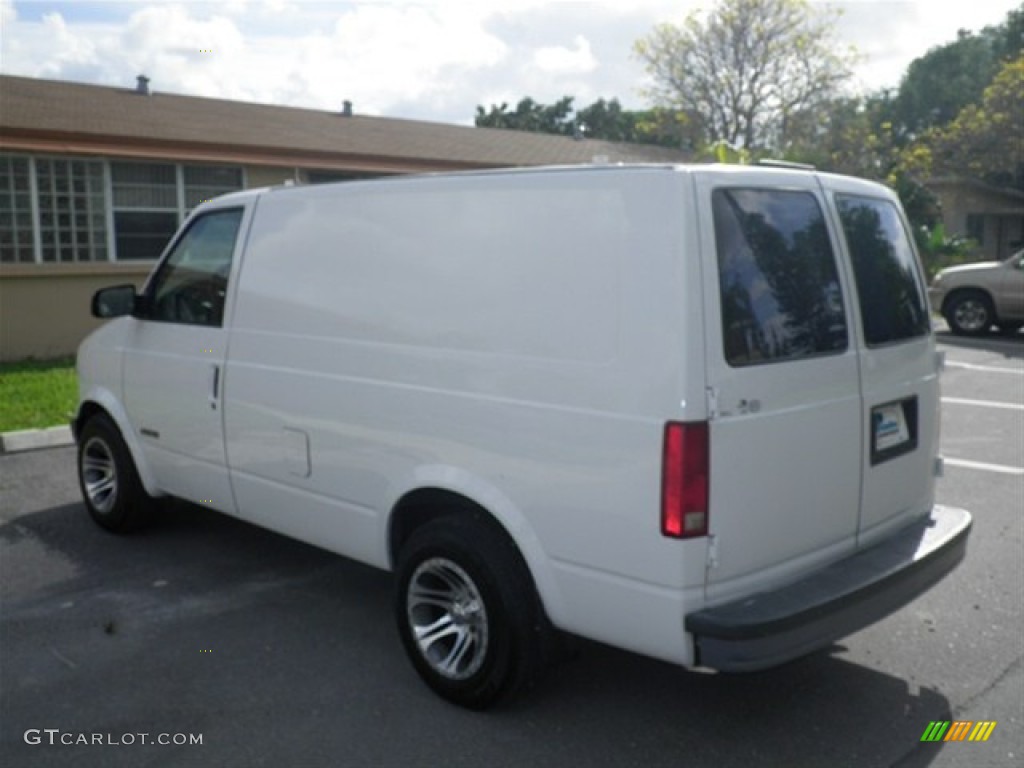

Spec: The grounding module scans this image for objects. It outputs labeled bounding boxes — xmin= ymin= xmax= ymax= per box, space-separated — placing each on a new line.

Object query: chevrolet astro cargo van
xmin=75 ymin=164 xmax=972 ymax=708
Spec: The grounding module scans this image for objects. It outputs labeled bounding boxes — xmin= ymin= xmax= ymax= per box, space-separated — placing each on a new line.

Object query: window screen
xmin=111 ymin=162 xmax=177 ymax=208
xmin=114 ymin=211 xmax=179 ymax=261
xmin=966 ymin=213 xmax=985 ymax=245
xmin=111 ymin=162 xmax=178 ymax=260
xmin=184 ymin=165 xmax=243 ymax=211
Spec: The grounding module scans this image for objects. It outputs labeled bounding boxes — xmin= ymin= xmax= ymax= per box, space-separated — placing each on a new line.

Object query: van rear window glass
xmin=836 ymin=195 xmax=930 ymax=346
xmin=712 ymin=188 xmax=847 ymax=367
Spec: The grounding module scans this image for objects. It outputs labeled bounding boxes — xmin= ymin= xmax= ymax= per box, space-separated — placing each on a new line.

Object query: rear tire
xmin=77 ymin=414 xmax=152 ymax=532
xmin=394 ymin=516 xmax=545 ymax=709
xmin=943 ymin=290 xmax=994 ymax=336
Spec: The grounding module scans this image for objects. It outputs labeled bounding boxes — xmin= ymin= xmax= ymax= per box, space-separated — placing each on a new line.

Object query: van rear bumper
xmin=686 ymin=504 xmax=972 ymax=672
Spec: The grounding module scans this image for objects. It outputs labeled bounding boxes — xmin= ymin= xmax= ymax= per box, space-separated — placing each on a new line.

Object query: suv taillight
xmin=661 ymin=421 xmax=709 ymax=538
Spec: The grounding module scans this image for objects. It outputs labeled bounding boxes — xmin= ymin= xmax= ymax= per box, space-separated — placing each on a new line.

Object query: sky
xmin=0 ymin=0 xmax=1020 ymax=125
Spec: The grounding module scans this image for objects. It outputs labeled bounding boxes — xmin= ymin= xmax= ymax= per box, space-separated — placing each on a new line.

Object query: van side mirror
xmin=91 ymin=284 xmax=138 ymax=318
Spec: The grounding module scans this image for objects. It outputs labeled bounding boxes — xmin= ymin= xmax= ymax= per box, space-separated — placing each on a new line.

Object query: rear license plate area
xmin=871 ymin=397 xmax=918 ymax=465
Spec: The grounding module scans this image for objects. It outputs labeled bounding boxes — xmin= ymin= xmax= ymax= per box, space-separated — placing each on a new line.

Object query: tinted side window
xmin=146 ymin=208 xmax=243 ymax=327
xmin=713 ymin=188 xmax=847 ymax=367
xmin=836 ymin=195 xmax=929 ymax=346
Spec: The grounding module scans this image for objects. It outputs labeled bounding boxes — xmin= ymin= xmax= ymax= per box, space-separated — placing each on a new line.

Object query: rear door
xmin=824 ymin=177 xmax=938 ymax=543
xmin=694 ymin=170 xmax=863 ymax=603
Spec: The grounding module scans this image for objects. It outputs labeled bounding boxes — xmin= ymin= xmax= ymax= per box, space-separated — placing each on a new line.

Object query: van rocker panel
xmin=686 ymin=504 xmax=971 ymax=671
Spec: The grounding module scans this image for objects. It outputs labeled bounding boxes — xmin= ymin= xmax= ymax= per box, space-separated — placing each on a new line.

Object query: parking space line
xmin=945 ymin=361 xmax=1024 ymax=375
xmin=942 ymin=397 xmax=1024 ymax=411
xmin=943 ymin=457 xmax=1024 ymax=476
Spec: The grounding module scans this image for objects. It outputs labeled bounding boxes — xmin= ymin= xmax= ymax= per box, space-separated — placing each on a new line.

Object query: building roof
xmin=0 ymin=74 xmax=690 ymax=173
xmin=928 ymin=175 xmax=1024 ymax=200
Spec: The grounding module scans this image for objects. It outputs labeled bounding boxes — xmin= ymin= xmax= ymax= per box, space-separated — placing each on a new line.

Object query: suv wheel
xmin=394 ymin=516 xmax=545 ymax=709
xmin=77 ymin=414 xmax=152 ymax=532
xmin=944 ymin=290 xmax=994 ymax=336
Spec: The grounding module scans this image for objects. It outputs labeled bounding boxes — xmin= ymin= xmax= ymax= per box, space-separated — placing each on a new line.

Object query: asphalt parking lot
xmin=1 ymin=331 xmax=1021 ymax=768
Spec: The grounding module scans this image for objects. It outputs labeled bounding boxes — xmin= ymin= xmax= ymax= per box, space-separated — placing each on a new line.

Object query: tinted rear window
xmin=836 ymin=195 xmax=930 ymax=346
xmin=713 ymin=188 xmax=848 ymax=367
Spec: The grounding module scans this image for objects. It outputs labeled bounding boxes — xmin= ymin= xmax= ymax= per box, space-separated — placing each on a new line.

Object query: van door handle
xmin=209 ymin=364 xmax=220 ymax=410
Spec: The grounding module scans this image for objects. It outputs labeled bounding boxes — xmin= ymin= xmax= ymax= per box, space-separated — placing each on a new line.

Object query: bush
xmin=915 ymin=222 xmax=977 ymax=279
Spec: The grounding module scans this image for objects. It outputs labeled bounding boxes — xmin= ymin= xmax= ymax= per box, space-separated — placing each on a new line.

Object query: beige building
xmin=929 ymin=177 xmax=1024 ymax=261
xmin=0 ymin=74 xmax=689 ymax=362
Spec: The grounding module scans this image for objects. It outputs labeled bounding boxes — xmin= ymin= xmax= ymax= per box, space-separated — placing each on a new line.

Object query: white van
xmin=75 ymin=164 xmax=971 ymax=708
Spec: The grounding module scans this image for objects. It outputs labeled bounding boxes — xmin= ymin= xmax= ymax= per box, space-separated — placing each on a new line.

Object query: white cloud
xmin=38 ymin=12 xmax=99 ymax=77
xmin=112 ymin=5 xmax=248 ymax=100
xmin=244 ymin=4 xmax=510 ymax=116
xmin=532 ymin=34 xmax=597 ymax=75
xmin=0 ymin=1 xmax=1020 ymax=124
xmin=835 ymin=0 xmax=1019 ymax=92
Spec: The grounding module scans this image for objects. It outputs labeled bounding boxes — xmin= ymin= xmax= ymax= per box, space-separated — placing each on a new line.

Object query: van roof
xmin=196 ymin=162 xmax=890 ymax=210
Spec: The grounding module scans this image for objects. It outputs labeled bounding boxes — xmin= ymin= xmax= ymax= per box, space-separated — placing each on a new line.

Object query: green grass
xmin=0 ymin=357 xmax=77 ymax=433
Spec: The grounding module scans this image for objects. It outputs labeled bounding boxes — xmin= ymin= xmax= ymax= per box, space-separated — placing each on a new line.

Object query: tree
xmin=891 ymin=33 xmax=999 ymax=140
xmin=779 ymin=94 xmax=895 ymax=175
xmin=474 ymin=96 xmax=697 ymax=148
xmin=927 ymin=54 xmax=1024 ymax=192
xmin=991 ymin=4 xmax=1024 ymax=61
xmin=573 ymin=98 xmax=638 ymax=142
xmin=889 ymin=6 xmax=1024 ymax=140
xmin=475 ymin=97 xmax=576 ymax=134
xmin=633 ymin=0 xmax=856 ymax=151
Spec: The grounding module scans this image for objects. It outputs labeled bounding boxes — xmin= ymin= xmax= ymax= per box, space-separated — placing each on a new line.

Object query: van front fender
xmin=76 ymin=389 xmax=164 ymax=498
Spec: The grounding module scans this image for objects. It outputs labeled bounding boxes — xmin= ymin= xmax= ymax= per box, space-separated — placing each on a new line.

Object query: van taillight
xmin=661 ymin=421 xmax=709 ymax=538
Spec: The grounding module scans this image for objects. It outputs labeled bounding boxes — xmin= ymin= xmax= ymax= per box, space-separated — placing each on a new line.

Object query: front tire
xmin=944 ymin=290 xmax=995 ymax=336
xmin=77 ymin=414 xmax=152 ymax=532
xmin=394 ymin=516 xmax=544 ymax=709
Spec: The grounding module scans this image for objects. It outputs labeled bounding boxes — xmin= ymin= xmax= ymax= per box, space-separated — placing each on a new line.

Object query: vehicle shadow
xmin=1 ymin=501 xmax=953 ymax=768
xmin=935 ymin=328 xmax=1024 ymax=359
xmin=523 ymin=639 xmax=953 ymax=768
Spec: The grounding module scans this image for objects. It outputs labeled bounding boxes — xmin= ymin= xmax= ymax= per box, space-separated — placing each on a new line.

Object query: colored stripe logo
xmin=920 ymin=721 xmax=997 ymax=742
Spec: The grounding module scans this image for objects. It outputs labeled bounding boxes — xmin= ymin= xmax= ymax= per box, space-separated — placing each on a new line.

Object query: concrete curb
xmin=0 ymin=425 xmax=74 ymax=454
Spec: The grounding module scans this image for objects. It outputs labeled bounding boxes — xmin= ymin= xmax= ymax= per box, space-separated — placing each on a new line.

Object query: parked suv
xmin=929 ymin=250 xmax=1024 ymax=335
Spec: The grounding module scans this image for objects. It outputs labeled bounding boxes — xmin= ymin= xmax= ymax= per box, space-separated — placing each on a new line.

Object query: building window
xmin=0 ymin=154 xmax=244 ymax=264
xmin=36 ymin=158 xmax=108 ymax=263
xmin=0 ymin=155 xmax=33 ymax=263
xmin=184 ymin=165 xmax=243 ymax=212
xmin=111 ymin=161 xmax=179 ymax=261
xmin=966 ymin=213 xmax=985 ymax=245
xmin=306 ymin=170 xmax=382 ymax=184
